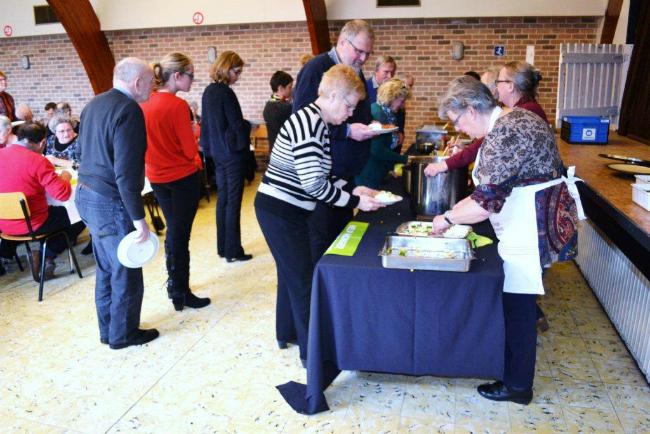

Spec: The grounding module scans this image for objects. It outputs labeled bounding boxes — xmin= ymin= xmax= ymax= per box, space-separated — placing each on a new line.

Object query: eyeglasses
xmin=495 ymin=79 xmax=511 ymax=84
xmin=231 ymin=68 xmax=243 ymax=75
xmin=342 ymin=95 xmax=356 ymax=112
xmin=346 ymin=38 xmax=372 ymax=58
xmin=182 ymin=71 xmax=195 ymax=80
xmin=450 ymin=111 xmax=466 ymax=128
xmin=56 ymin=128 xmax=74 ymax=134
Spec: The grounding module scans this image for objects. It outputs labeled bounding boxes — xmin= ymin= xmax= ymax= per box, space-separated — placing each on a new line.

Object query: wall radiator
xmin=575 ymin=220 xmax=650 ymax=382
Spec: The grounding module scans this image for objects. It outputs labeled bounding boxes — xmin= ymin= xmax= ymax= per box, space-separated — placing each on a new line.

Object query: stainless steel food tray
xmin=380 ymin=235 xmax=473 ymax=272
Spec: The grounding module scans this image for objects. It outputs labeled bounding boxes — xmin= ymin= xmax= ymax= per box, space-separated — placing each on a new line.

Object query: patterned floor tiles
xmin=0 ymin=179 xmax=647 ymax=434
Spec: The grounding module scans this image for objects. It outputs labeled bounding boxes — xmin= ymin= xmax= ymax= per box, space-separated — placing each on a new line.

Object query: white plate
xmin=375 ymin=191 xmax=403 ymax=205
xmin=369 ymin=124 xmax=399 ymax=134
xmin=117 ymin=231 xmax=160 ymax=268
xmin=608 ymin=163 xmax=650 ymax=175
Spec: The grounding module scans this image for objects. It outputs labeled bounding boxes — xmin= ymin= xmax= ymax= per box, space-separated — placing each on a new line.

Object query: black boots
xmin=166 ymin=251 xmax=210 ymax=311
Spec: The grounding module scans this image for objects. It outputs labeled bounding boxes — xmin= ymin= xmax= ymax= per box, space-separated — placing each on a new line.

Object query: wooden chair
xmin=0 ymin=192 xmax=83 ymax=301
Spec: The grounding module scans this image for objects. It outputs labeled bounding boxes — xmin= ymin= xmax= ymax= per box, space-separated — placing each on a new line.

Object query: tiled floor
xmin=1 ymin=179 xmax=649 ymax=433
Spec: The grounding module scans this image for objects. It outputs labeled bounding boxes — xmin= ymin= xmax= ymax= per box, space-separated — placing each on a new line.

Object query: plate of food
xmin=369 ymin=123 xmax=399 ymax=134
xmin=375 ymin=190 xmax=402 ymax=205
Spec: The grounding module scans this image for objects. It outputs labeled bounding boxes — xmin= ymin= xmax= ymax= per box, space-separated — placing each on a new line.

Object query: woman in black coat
xmin=200 ymin=51 xmax=252 ymax=262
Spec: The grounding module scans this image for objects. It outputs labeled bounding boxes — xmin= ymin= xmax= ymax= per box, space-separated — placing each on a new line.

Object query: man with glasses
xmin=292 ymin=19 xmax=378 ymax=262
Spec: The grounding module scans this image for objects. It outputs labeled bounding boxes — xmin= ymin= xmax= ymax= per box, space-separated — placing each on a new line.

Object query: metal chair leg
xmin=61 ymin=232 xmax=83 ymax=279
xmin=38 ymin=241 xmax=47 ymax=302
xmin=14 ymin=251 xmax=24 ymax=271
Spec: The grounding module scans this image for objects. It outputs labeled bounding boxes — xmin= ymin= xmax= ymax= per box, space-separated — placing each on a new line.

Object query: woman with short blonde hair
xmin=356 ymin=78 xmax=410 ymax=188
xmin=255 ymin=64 xmax=383 ymax=362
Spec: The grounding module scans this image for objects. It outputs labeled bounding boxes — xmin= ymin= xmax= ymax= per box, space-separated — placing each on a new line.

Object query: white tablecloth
xmin=47 ymin=169 xmax=154 ymax=225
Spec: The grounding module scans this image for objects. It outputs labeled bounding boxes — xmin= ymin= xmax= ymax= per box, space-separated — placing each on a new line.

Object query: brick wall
xmin=0 ymin=17 xmax=598 ymax=143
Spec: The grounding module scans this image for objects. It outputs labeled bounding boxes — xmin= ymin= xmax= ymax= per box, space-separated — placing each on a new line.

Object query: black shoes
xmin=109 ymin=328 xmax=159 ymax=350
xmin=477 ymin=381 xmax=533 ymax=405
xmin=173 ymin=292 xmax=211 ymax=311
xmin=226 ymin=253 xmax=252 ymax=263
xmin=277 ymin=339 xmax=297 ymax=349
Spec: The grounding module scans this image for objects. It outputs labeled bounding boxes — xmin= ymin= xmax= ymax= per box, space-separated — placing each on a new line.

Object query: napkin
xmin=467 ymin=232 xmax=493 ymax=248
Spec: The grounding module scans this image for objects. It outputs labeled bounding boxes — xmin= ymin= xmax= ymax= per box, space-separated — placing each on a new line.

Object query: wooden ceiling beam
xmin=47 ymin=0 xmax=115 ymax=94
xmin=600 ymin=0 xmax=624 ymax=44
xmin=303 ymin=0 xmax=331 ymax=55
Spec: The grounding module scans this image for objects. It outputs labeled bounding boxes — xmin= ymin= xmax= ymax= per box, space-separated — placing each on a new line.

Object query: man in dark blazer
xmin=292 ymin=19 xmax=378 ymax=262
xmin=75 ymin=57 xmax=159 ymax=350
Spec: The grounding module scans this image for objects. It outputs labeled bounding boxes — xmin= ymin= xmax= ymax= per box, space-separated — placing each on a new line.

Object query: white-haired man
xmin=75 ymin=57 xmax=158 ymax=350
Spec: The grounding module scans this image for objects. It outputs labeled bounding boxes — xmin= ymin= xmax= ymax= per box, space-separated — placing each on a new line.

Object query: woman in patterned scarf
xmin=432 ymin=76 xmax=583 ymax=405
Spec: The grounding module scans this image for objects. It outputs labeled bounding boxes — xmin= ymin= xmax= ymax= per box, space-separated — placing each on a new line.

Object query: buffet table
xmin=278 ymin=180 xmax=505 ymax=415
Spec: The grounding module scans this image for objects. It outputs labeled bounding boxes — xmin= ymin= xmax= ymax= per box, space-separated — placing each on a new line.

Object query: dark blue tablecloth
xmin=278 ymin=179 xmax=505 ymax=415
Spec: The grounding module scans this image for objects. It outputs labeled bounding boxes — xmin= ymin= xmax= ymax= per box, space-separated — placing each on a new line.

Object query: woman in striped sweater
xmin=255 ymin=65 xmax=383 ymax=364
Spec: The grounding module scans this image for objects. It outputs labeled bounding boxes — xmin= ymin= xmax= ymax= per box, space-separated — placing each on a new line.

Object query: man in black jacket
xmin=292 ymin=19 xmax=378 ymax=261
xmin=75 ymin=57 xmax=159 ymax=350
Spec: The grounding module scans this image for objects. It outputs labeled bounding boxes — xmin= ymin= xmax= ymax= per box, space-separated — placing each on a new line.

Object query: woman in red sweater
xmin=140 ymin=52 xmax=209 ymax=311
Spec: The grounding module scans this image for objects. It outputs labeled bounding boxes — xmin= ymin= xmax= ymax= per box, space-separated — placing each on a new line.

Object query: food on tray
xmin=369 ymin=123 xmax=397 ymax=131
xmin=385 ymin=246 xmax=464 ymax=260
xmin=375 ymin=190 xmax=402 ymax=204
xmin=398 ymin=221 xmax=434 ymax=237
xmin=443 ymin=224 xmax=472 ymax=239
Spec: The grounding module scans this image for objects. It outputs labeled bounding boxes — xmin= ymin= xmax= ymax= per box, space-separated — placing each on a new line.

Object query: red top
xmin=445 ymin=97 xmax=548 ymax=171
xmin=0 ymin=145 xmax=71 ymax=234
xmin=140 ymin=92 xmax=202 ymax=183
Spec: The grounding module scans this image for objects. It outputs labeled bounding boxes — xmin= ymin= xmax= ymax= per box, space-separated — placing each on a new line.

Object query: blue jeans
xmin=75 ymin=184 xmax=144 ymax=345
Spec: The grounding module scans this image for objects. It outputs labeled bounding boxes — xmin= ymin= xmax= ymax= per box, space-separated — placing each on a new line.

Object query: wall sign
xmin=494 ymin=45 xmax=505 ymax=57
xmin=3 ymin=25 xmax=13 ymax=37
xmin=192 ymin=12 xmax=204 ymax=25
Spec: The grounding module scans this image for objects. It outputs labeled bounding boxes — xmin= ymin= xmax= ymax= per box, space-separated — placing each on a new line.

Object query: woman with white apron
xmin=432 ymin=76 xmax=584 ymax=405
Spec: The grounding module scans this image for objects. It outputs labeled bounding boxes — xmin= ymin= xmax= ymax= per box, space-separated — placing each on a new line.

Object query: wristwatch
xmin=443 ymin=211 xmax=454 ymax=225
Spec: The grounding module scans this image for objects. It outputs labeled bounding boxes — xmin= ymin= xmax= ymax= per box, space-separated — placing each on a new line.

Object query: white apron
xmin=472 ymin=109 xmax=585 ymax=295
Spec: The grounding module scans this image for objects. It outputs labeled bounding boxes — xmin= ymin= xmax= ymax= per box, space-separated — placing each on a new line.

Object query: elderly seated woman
xmin=431 ymin=76 xmax=582 ymax=405
xmin=254 ymin=64 xmax=384 ymax=365
xmin=45 ymin=115 xmax=80 ymax=169
xmin=0 ymin=115 xmax=17 ymax=149
xmin=0 ymin=123 xmax=86 ymax=280
xmin=355 ymin=78 xmax=412 ymax=189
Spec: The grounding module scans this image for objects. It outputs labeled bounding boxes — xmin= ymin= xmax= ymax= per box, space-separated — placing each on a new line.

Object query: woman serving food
xmin=431 ymin=76 xmax=583 ymax=405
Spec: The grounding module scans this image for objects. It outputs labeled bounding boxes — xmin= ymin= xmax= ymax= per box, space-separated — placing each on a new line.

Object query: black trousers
xmin=151 ymin=171 xmax=201 ymax=297
xmin=307 ymin=203 xmax=353 ymax=265
xmin=503 ymin=292 xmax=538 ymax=389
xmin=255 ymin=198 xmax=313 ymax=360
xmin=35 ymin=206 xmax=85 ymax=259
xmin=214 ymin=158 xmax=245 ymax=258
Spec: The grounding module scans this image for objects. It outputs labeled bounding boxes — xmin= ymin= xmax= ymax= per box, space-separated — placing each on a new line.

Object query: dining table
xmin=277 ymin=178 xmax=506 ymax=415
xmin=47 ymin=168 xmax=155 ymax=228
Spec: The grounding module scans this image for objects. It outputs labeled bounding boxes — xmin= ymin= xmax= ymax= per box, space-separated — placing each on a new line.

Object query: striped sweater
xmin=257 ymin=103 xmax=360 ymax=211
